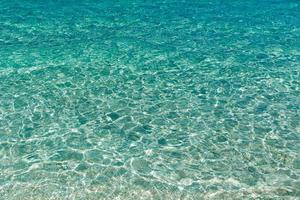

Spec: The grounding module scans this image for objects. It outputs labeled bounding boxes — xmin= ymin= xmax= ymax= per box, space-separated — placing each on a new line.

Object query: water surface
xmin=0 ymin=0 xmax=299 ymax=199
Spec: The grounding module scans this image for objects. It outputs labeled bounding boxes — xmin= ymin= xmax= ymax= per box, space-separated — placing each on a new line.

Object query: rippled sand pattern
xmin=0 ymin=0 xmax=300 ymax=199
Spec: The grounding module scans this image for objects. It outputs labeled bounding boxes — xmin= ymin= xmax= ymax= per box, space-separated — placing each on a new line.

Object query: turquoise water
xmin=0 ymin=0 xmax=300 ymax=199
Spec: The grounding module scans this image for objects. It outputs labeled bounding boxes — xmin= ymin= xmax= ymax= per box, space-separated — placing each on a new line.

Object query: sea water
xmin=0 ymin=0 xmax=299 ymax=199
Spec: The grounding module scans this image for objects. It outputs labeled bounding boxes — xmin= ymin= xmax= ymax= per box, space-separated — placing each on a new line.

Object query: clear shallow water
xmin=0 ymin=0 xmax=299 ymax=199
